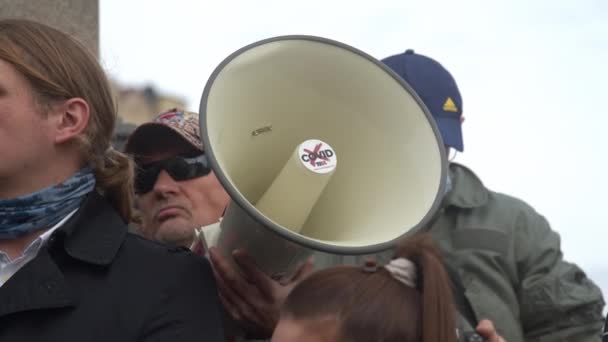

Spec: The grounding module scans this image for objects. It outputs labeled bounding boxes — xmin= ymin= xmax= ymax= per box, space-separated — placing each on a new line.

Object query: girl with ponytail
xmin=272 ymin=234 xmax=458 ymax=342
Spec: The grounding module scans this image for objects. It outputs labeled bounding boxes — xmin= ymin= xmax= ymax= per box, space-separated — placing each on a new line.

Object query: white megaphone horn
xmin=194 ymin=35 xmax=447 ymax=282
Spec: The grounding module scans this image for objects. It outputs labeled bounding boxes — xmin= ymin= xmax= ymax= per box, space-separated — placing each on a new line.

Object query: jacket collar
xmin=53 ymin=191 xmax=127 ymax=266
xmin=0 ymin=193 xmax=127 ymax=317
xmin=0 ymin=246 xmax=76 ymax=316
xmin=444 ymin=163 xmax=489 ymax=209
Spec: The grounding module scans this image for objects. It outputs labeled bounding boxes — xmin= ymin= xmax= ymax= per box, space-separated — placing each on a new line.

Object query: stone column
xmin=0 ymin=0 xmax=99 ymax=56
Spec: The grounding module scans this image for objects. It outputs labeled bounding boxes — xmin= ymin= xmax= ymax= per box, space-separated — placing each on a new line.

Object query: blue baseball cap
xmin=382 ymin=49 xmax=464 ymax=152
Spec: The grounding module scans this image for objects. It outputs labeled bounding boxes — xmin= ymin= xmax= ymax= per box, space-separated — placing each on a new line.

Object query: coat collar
xmin=54 ymin=191 xmax=128 ymax=266
xmin=0 ymin=192 xmax=127 ymax=318
xmin=0 ymin=246 xmax=76 ymax=316
xmin=444 ymin=163 xmax=489 ymax=209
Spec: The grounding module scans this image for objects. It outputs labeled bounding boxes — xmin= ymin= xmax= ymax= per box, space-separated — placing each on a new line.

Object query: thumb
xmin=476 ymin=319 xmax=503 ymax=342
xmin=291 ymin=256 xmax=315 ymax=283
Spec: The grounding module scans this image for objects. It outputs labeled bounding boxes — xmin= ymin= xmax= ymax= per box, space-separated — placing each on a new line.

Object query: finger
xmin=212 ymin=261 xmax=261 ymax=324
xmin=210 ymin=248 xmax=270 ymax=319
xmin=476 ymin=319 xmax=501 ymax=342
xmin=210 ymin=249 xmax=249 ymax=303
xmin=210 ymin=260 xmax=236 ymax=301
xmin=220 ymin=291 xmax=257 ymax=326
xmin=208 ymin=247 xmax=222 ymax=270
xmin=229 ymin=250 xmax=286 ymax=335
xmin=291 ymin=256 xmax=315 ymax=283
xmin=475 ymin=319 xmax=492 ymax=336
xmin=212 ymin=263 xmax=240 ymax=321
xmin=217 ymin=290 xmax=241 ymax=322
xmin=218 ymin=290 xmax=266 ymax=336
xmin=232 ymin=249 xmax=277 ymax=299
xmin=210 ymin=247 xmax=248 ymax=291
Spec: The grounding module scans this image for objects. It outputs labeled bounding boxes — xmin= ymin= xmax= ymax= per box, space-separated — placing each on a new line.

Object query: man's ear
xmin=52 ymin=97 xmax=90 ymax=144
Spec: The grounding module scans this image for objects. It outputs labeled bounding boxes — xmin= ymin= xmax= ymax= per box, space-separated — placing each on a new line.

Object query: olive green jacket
xmin=314 ymin=163 xmax=605 ymax=342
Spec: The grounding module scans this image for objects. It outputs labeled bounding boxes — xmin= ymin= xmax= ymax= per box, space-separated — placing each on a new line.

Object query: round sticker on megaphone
xmin=298 ymin=139 xmax=337 ymax=174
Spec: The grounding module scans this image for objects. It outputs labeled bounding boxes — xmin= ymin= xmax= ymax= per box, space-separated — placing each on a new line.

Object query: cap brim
xmin=123 ymin=123 xmax=201 ymax=156
xmin=435 ymin=116 xmax=463 ymax=152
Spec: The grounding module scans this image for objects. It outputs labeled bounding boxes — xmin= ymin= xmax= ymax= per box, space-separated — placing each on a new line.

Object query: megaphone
xmin=195 ymin=35 xmax=447 ymax=281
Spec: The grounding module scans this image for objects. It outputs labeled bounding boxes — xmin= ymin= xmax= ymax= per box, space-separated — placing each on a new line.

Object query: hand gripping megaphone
xmin=195 ymin=35 xmax=447 ymax=282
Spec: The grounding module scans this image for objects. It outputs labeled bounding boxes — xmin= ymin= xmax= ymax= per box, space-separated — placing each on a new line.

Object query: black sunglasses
xmin=135 ymin=154 xmax=212 ymax=194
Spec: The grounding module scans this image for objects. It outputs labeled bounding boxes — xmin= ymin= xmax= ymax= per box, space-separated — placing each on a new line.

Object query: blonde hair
xmin=0 ymin=19 xmax=134 ymax=221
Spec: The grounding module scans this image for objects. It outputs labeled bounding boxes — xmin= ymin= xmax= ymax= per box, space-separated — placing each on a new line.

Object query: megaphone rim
xmin=199 ymin=34 xmax=448 ymax=255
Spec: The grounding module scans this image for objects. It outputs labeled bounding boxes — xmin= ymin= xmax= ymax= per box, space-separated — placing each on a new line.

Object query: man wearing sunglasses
xmin=126 ymin=108 xmax=310 ymax=341
xmin=125 ymin=108 xmax=230 ymax=248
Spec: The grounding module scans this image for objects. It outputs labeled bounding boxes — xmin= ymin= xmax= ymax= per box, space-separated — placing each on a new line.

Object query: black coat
xmin=0 ymin=193 xmax=224 ymax=341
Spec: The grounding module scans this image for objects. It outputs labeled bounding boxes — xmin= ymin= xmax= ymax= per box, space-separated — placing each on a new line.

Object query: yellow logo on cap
xmin=443 ymin=97 xmax=458 ymax=112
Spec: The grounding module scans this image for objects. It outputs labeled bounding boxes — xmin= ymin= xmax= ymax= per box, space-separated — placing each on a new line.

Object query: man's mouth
xmin=156 ymin=206 xmax=185 ymax=223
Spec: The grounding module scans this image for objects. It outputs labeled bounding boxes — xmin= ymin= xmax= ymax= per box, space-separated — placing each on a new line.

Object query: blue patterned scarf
xmin=0 ymin=168 xmax=96 ymax=239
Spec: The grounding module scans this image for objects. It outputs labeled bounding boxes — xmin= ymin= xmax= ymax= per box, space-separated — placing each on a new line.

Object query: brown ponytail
xmin=92 ymin=147 xmax=135 ymax=222
xmin=280 ymin=233 xmax=457 ymax=342
xmin=395 ymin=234 xmax=458 ymax=342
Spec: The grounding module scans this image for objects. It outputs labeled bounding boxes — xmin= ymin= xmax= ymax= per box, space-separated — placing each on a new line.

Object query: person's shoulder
xmin=117 ymin=233 xmax=213 ymax=279
xmin=452 ymin=163 xmax=544 ymax=227
xmin=478 ymin=183 xmax=548 ymax=235
xmin=486 ymin=189 xmax=538 ymax=215
xmin=452 ymin=163 xmax=539 ymax=215
xmin=108 ymin=237 xmax=223 ymax=340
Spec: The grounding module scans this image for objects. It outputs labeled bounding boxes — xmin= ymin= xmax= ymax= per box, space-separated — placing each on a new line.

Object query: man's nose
xmin=152 ymin=170 xmax=180 ymax=196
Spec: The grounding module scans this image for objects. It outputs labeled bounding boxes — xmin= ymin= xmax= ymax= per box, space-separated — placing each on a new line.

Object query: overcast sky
xmin=100 ymin=0 xmax=608 ymax=295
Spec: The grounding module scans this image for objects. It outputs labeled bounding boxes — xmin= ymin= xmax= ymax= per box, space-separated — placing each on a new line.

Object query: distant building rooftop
xmin=112 ymin=117 xmax=137 ymax=151
xmin=110 ymin=81 xmax=185 ymax=151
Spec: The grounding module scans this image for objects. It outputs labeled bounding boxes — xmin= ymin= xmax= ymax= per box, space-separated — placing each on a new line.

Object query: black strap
xmin=444 ymin=262 xmax=478 ymax=329
xmin=426 ymin=206 xmax=478 ymax=328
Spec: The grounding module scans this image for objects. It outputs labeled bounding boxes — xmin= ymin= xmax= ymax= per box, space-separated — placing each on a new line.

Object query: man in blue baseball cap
xmin=379 ymin=49 xmax=604 ymax=342
xmin=382 ymin=49 xmax=464 ymax=152
xmin=210 ymin=49 xmax=605 ymax=342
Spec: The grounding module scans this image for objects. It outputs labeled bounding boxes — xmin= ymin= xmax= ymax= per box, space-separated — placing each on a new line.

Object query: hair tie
xmin=384 ymin=258 xmax=417 ymax=288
